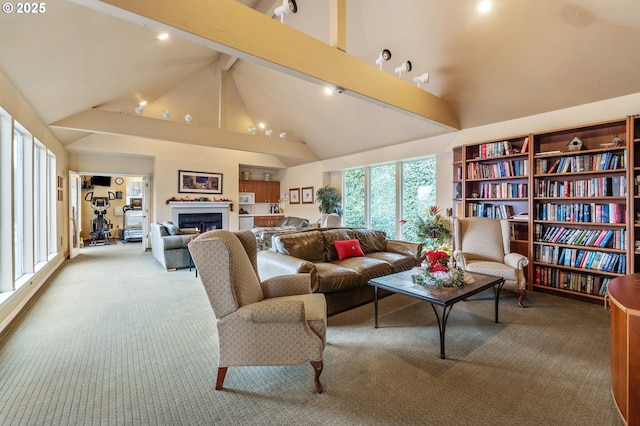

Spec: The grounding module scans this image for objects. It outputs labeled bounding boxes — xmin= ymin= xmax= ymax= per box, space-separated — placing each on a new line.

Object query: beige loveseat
xmin=257 ymin=228 xmax=423 ymax=315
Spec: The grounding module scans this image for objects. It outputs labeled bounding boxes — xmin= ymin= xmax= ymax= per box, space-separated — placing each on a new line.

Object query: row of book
xmin=467 ymin=159 xmax=529 ymax=179
xmin=476 ymin=182 xmax=528 ymax=199
xmin=534 ymin=266 xmax=612 ymax=296
xmin=534 ymin=150 xmax=626 ymax=174
xmin=534 ymin=175 xmax=627 ymax=198
xmin=535 ymin=202 xmax=625 ymax=224
xmin=534 ymin=225 xmax=625 ymax=249
xmin=535 ymin=246 xmax=626 ymax=274
xmin=473 ymin=140 xmax=525 ymax=159
xmin=467 ymin=203 xmax=515 ymax=219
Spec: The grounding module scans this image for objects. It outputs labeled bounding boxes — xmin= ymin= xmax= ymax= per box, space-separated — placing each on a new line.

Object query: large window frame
xmin=343 ymin=157 xmax=437 ymax=242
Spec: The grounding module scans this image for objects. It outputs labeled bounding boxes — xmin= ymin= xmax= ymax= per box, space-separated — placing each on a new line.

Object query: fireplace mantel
xmin=169 ymin=202 xmax=231 ymax=230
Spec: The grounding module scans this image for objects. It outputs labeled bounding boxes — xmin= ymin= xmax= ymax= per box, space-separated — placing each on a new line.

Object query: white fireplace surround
xmin=169 ymin=202 xmax=231 ymax=230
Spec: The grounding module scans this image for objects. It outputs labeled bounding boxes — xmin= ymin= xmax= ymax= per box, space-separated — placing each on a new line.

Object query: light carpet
xmin=0 ymin=243 xmax=624 ymax=425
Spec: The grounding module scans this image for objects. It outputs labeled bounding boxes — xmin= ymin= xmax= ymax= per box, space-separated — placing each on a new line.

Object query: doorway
xmin=79 ymin=174 xmax=148 ymax=250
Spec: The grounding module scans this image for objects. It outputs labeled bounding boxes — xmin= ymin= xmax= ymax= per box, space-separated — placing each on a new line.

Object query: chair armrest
xmin=257 ymin=250 xmax=319 ymax=292
xmin=453 ymin=250 xmax=468 ymax=269
xmin=386 ymin=240 xmax=424 ymax=265
xmin=161 ymin=234 xmax=192 ymax=249
xmin=180 ymin=228 xmax=198 ymax=235
xmin=504 ymin=252 xmax=529 ymax=269
xmin=236 ymin=299 xmax=305 ymax=323
xmin=261 ymin=274 xmax=313 ymax=298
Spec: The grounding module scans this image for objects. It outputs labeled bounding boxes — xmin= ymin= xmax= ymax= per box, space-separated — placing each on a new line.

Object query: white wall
xmin=0 ymin=71 xmax=68 ymax=331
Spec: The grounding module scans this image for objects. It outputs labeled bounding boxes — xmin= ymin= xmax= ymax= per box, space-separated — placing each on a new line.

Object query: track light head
xmin=274 ymin=0 xmax=297 ymax=22
xmin=413 ymin=73 xmax=429 ymax=87
xmin=248 ymin=126 xmax=256 ymax=135
xmin=394 ymin=61 xmax=412 ymax=77
xmin=279 ymin=132 xmax=286 ymax=141
xmin=375 ymin=49 xmax=392 ymax=69
xmin=265 ymin=129 xmax=273 ymax=137
xmin=134 ymin=105 xmax=144 ymax=114
xmin=184 ymin=114 xmax=192 ymax=124
xmin=162 ymin=110 xmax=170 ymax=119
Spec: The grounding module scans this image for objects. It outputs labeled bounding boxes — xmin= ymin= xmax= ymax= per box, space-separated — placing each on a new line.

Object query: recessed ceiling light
xmin=324 ymin=86 xmax=334 ymax=95
xmin=478 ymin=0 xmax=492 ymax=13
xmin=156 ymin=32 xmax=169 ymax=41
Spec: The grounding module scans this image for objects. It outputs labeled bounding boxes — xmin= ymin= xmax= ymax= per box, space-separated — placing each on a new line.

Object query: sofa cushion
xmin=353 ymin=228 xmax=387 ymax=253
xmin=334 ymin=256 xmax=392 ymax=283
xmin=334 ymin=239 xmax=364 ymax=260
xmin=366 ymin=252 xmax=416 ymax=273
xmin=156 ymin=223 xmax=170 ymax=237
xmin=162 ymin=221 xmax=182 ymax=235
xmin=272 ymin=230 xmax=326 ymax=262
xmin=314 ymin=262 xmax=361 ymax=293
xmin=321 ymin=228 xmax=356 ymax=261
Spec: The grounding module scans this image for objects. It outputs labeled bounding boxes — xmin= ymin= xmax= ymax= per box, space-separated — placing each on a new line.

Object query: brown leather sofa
xmin=257 ymin=228 xmax=423 ymax=315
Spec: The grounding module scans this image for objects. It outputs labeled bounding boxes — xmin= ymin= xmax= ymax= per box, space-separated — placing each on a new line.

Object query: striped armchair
xmin=188 ymin=230 xmax=326 ymax=393
xmin=453 ymin=217 xmax=529 ymax=307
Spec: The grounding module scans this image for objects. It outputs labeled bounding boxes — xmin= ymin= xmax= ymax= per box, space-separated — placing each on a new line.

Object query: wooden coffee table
xmin=368 ymin=270 xmax=505 ymax=359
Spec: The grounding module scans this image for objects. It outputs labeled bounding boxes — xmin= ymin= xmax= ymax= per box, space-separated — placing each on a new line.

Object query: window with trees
xmin=343 ymin=157 xmax=436 ymax=242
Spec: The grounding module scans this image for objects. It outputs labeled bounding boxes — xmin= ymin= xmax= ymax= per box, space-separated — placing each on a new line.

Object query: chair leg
xmin=310 ymin=360 xmax=323 ymax=394
xmin=518 ymin=289 xmax=526 ymax=308
xmin=215 ymin=366 xmax=228 ymax=390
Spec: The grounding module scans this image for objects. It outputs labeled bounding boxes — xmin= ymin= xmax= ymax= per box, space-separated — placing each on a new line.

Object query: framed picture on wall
xmin=302 ymin=186 xmax=314 ymax=204
xmin=289 ymin=188 xmax=300 ymax=204
xmin=178 ymin=170 xmax=223 ymax=194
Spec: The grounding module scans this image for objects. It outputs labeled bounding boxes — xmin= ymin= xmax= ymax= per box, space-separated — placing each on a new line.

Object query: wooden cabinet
xmin=453 ymin=117 xmax=637 ymax=304
xmin=253 ymin=215 xmax=283 ymax=227
xmin=607 ymin=275 xmax=640 ymax=426
xmin=238 ymin=180 xmax=280 ymax=203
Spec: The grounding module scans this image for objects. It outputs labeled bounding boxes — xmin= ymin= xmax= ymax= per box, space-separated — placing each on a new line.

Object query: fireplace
xmin=169 ymin=201 xmax=231 ymax=231
xmin=178 ymin=212 xmax=222 ymax=231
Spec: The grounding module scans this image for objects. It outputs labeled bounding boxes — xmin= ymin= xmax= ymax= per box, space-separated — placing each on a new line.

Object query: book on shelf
xmin=511 ymin=212 xmax=528 ymax=220
xmin=535 ymin=150 xmax=562 ymax=157
xmin=521 ymin=136 xmax=529 ymax=153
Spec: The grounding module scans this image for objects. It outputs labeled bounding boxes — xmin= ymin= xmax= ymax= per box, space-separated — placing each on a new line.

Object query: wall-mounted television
xmin=91 ymin=176 xmax=111 ymax=187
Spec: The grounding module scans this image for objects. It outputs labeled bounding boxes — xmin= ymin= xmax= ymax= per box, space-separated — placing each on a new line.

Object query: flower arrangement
xmin=415 ymin=206 xmax=452 ymax=250
xmin=411 ymin=250 xmax=472 ymax=288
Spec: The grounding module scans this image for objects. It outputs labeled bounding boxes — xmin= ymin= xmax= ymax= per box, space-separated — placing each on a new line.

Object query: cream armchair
xmin=188 ymin=229 xmax=327 ymax=393
xmin=453 ymin=217 xmax=529 ymax=307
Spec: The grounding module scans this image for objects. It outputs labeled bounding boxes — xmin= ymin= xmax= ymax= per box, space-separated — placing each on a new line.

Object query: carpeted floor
xmin=0 ymin=243 xmax=624 ymax=425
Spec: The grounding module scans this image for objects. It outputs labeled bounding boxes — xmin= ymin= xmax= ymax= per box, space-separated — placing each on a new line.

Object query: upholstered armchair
xmin=453 ymin=217 xmax=529 ymax=307
xmin=188 ymin=229 xmax=327 ymax=393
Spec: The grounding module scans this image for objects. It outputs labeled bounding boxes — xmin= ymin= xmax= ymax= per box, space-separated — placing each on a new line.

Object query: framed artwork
xmin=302 ymin=186 xmax=314 ymax=204
xmin=289 ymin=188 xmax=300 ymax=204
xmin=178 ymin=170 xmax=223 ymax=194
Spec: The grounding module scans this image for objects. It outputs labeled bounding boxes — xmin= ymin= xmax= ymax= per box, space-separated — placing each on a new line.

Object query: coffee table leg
xmin=493 ymin=279 xmax=505 ymax=323
xmin=373 ymin=286 xmax=379 ymax=328
xmin=430 ymin=304 xmax=454 ymax=359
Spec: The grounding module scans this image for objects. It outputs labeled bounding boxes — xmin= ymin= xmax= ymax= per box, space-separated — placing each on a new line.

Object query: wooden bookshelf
xmin=452 ymin=117 xmax=638 ymax=304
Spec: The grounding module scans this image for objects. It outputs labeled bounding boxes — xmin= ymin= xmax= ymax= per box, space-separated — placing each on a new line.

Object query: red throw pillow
xmin=334 ymin=239 xmax=365 ymax=260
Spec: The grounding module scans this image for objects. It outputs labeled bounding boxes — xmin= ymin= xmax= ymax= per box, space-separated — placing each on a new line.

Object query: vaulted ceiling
xmin=1 ymin=0 xmax=639 ymax=166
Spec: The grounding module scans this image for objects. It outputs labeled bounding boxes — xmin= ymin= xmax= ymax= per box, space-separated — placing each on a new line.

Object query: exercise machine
xmin=85 ymin=190 xmax=116 ymax=246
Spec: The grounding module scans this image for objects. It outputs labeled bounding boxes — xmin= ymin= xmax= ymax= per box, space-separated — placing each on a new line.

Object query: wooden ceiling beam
xmin=73 ymin=0 xmax=460 ymax=130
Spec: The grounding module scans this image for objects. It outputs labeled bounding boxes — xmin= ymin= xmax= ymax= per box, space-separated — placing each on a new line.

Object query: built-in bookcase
xmin=453 ymin=118 xmax=638 ymax=304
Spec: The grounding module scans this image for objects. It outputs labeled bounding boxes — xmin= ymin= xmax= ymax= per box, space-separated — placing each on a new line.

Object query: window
xmin=370 ymin=164 xmax=397 ymax=238
xmin=343 ymin=158 xmax=436 ymax=242
xmin=13 ymin=127 xmax=25 ymax=279
xmin=125 ymin=178 xmax=143 ymax=206
xmin=343 ymin=168 xmax=365 ymax=228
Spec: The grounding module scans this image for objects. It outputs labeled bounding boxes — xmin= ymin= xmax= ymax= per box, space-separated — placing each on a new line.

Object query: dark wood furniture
xmin=607 ymin=274 xmax=640 ymax=426
xmin=368 ymin=270 xmax=505 ymax=359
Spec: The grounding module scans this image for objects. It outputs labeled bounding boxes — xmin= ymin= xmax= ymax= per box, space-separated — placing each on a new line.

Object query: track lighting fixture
xmin=394 ymin=61 xmax=412 ymax=78
xmin=279 ymin=132 xmax=286 ymax=141
xmin=184 ymin=114 xmax=192 ymax=124
xmin=413 ymin=73 xmax=429 ymax=87
xmin=375 ymin=49 xmax=392 ymax=69
xmin=162 ymin=110 xmax=170 ymax=119
xmin=265 ymin=129 xmax=273 ymax=138
xmin=274 ymin=0 xmax=297 ymax=23
xmin=134 ymin=105 xmax=144 ymax=114
xmin=248 ymin=126 xmax=256 ymax=135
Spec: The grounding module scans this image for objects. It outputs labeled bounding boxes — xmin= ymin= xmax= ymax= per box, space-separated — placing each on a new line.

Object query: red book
xmin=521 ymin=136 xmax=529 ymax=153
